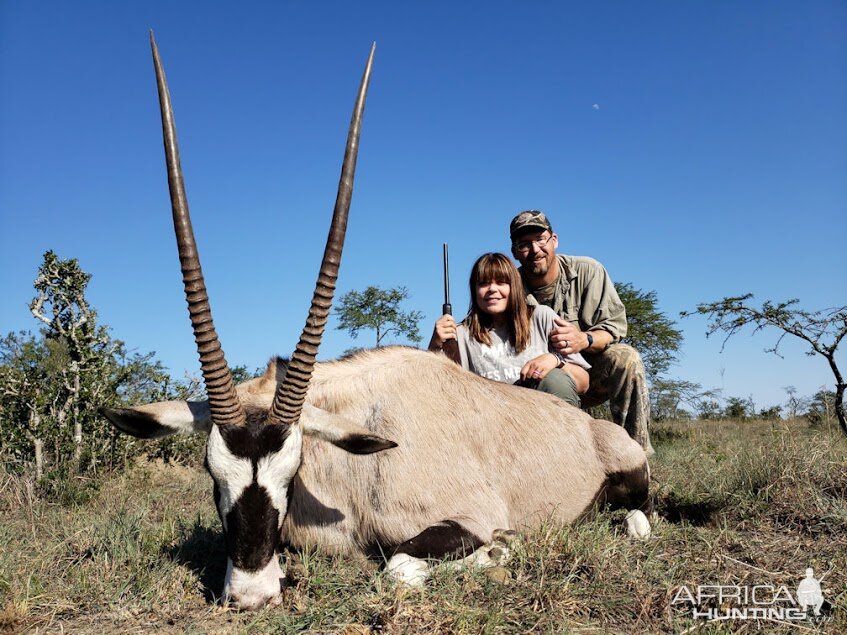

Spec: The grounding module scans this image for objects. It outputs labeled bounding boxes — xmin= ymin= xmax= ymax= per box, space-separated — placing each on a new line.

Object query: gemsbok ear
xmin=99 ymin=400 xmax=212 ymax=439
xmin=300 ymin=404 xmax=397 ymax=455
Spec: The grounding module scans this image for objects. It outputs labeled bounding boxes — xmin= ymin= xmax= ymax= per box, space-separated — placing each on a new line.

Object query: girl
xmin=429 ymin=252 xmax=589 ymax=406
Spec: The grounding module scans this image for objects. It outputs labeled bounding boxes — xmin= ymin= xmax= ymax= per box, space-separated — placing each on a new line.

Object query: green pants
xmin=536 ymin=368 xmax=580 ymax=407
xmin=581 ymin=343 xmax=654 ymax=456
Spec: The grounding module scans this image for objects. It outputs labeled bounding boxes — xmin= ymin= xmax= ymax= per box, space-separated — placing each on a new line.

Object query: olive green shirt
xmin=521 ymin=254 xmax=628 ymax=342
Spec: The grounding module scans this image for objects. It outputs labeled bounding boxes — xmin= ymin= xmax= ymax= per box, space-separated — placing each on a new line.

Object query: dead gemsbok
xmin=101 ymin=35 xmax=651 ymax=611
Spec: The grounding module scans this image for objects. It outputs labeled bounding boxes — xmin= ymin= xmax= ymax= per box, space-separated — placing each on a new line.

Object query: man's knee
xmin=606 ymin=343 xmax=644 ymax=370
xmin=537 ymin=369 xmax=580 ymax=407
xmin=588 ymin=343 xmax=646 ymax=380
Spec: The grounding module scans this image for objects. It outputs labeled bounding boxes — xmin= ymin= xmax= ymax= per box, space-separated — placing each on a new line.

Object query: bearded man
xmin=509 ymin=210 xmax=654 ymax=456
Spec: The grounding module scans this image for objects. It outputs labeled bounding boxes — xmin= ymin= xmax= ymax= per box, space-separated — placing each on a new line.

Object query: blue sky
xmin=1 ymin=1 xmax=845 ymax=411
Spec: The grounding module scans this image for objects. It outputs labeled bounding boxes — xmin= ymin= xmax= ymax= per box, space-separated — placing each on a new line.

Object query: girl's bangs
xmin=476 ymin=256 xmax=513 ymax=284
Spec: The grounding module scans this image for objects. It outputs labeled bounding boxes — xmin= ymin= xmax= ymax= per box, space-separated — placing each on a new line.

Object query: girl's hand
xmin=428 ymin=314 xmax=457 ymax=350
xmin=520 ymin=353 xmax=559 ymax=382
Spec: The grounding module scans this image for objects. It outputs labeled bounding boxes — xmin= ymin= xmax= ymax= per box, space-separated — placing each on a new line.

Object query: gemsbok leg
xmin=385 ymin=520 xmax=485 ymax=586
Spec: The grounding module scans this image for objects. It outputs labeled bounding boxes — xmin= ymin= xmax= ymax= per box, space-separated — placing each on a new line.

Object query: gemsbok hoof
xmin=386 ymin=553 xmax=429 ymax=587
xmin=492 ymin=528 xmax=520 ymax=545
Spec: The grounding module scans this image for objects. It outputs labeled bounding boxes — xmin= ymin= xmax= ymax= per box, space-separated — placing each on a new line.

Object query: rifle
xmin=441 ymin=243 xmax=462 ymax=365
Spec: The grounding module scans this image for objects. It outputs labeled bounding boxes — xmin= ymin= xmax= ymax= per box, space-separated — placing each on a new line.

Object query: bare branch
xmin=682 ymin=294 xmax=847 ymax=435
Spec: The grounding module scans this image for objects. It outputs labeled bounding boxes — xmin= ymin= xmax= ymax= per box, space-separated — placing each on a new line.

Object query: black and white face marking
xmin=205 ymin=417 xmax=302 ymax=609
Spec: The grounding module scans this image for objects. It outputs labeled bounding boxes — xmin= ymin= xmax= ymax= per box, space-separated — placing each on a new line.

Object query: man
xmin=509 ymin=210 xmax=655 ymax=456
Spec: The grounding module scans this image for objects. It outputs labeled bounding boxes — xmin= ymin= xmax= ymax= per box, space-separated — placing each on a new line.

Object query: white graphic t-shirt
xmin=456 ymin=305 xmax=590 ymax=383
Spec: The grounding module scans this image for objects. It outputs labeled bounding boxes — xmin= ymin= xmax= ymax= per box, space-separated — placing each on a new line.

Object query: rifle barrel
xmin=440 ymin=242 xmax=460 ymax=365
xmin=442 ymin=243 xmax=451 ymax=315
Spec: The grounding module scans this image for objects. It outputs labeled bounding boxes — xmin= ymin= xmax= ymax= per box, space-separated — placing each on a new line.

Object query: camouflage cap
xmin=509 ymin=210 xmax=553 ymax=239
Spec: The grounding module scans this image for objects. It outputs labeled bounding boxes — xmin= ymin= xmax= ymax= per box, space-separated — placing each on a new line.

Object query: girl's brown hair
xmin=463 ymin=253 xmax=533 ymax=352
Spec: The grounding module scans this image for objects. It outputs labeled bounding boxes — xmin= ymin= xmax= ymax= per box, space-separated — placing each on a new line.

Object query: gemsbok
xmin=101 ymin=35 xmax=651 ymax=611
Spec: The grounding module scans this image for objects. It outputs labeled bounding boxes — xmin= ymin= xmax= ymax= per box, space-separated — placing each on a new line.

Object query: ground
xmin=1 ymin=418 xmax=845 ymax=634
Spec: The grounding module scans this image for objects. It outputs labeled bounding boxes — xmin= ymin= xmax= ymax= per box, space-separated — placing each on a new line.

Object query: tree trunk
xmin=70 ymin=369 xmax=82 ymax=468
xmin=56 ymin=404 xmax=67 ymax=429
xmin=73 ymin=392 xmax=82 ymax=467
xmin=26 ymin=410 xmax=44 ymax=480
xmin=52 ymin=398 xmax=71 ymax=470
xmin=34 ymin=438 xmax=44 ymax=481
xmin=73 ymin=416 xmax=82 ymax=466
xmin=824 ymin=353 xmax=846 ymax=436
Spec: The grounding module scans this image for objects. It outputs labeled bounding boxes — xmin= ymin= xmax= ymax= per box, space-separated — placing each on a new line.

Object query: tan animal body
xmin=102 ymin=35 xmax=649 ymax=611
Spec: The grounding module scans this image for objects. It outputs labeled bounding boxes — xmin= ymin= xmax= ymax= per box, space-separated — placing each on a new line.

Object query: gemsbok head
xmin=102 ymin=34 xmax=391 ymax=610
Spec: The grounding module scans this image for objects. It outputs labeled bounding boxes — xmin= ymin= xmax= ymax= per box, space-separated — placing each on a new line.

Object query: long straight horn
xmin=269 ymin=44 xmax=376 ymax=426
xmin=150 ymin=32 xmax=246 ymax=427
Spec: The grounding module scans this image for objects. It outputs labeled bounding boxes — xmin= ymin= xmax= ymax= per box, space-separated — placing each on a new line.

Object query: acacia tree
xmin=613 ymin=282 xmax=697 ymax=421
xmin=682 ymin=295 xmax=846 ymax=435
xmin=782 ymin=385 xmax=809 ymax=420
xmin=335 ymin=286 xmax=423 ymax=348
xmin=805 ymin=388 xmax=838 ymax=428
xmin=615 ymin=282 xmax=683 ymax=383
xmin=696 ymin=395 xmax=723 ymax=420
xmin=650 ymin=378 xmax=704 ymax=421
xmin=723 ymin=395 xmax=755 ymax=420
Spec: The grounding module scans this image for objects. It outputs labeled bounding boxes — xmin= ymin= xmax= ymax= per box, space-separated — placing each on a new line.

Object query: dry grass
xmin=1 ymin=419 xmax=845 ymax=633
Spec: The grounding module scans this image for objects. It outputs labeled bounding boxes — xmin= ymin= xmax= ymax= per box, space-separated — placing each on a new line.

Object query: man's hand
xmin=428 ymin=314 xmax=457 ymax=351
xmin=550 ymin=317 xmax=590 ymax=355
xmin=520 ymin=353 xmax=559 ymax=382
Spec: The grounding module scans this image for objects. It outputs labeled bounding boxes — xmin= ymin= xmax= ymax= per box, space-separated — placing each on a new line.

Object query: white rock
xmin=625 ymin=509 xmax=651 ymax=540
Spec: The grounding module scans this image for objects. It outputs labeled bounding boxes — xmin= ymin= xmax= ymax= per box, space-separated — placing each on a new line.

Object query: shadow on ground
xmin=657 ymin=492 xmax=721 ymax=526
xmin=166 ymin=520 xmax=227 ymax=603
